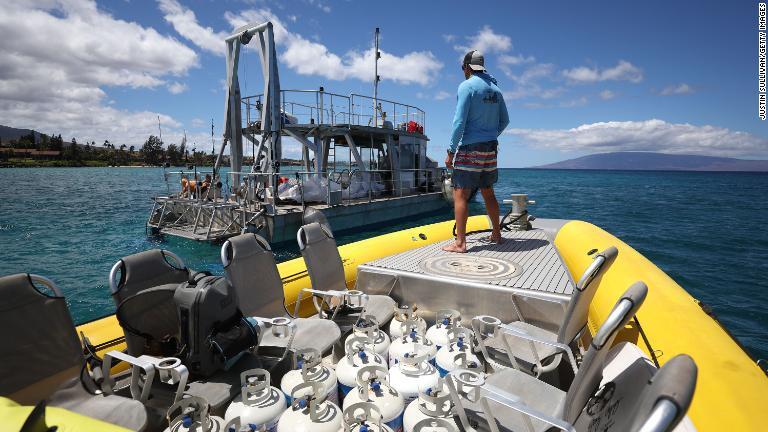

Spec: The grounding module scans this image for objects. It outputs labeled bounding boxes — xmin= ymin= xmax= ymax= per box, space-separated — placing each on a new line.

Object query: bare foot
xmin=442 ymin=242 xmax=467 ymax=253
xmin=486 ymin=233 xmax=504 ymax=244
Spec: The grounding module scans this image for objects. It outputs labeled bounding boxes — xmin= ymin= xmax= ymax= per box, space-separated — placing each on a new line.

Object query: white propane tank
xmin=403 ymin=370 xmax=484 ymax=432
xmin=225 ymin=369 xmax=287 ymax=432
xmin=388 ymin=305 xmax=427 ymax=339
xmin=345 ymin=315 xmax=391 ymax=362
xmin=342 ymin=402 xmax=394 ymax=432
xmin=278 ymin=382 xmax=343 ymax=432
xmin=338 ymin=335 xmax=387 ymax=402
xmin=163 ymin=396 xmax=231 ymax=432
xmin=281 ymin=348 xmax=339 ymax=406
xmin=425 ymin=310 xmax=462 ymax=349
xmin=434 ymin=328 xmax=483 ymax=377
xmin=389 ymin=320 xmax=437 ymax=366
xmin=388 ymin=350 xmax=440 ymax=405
xmin=410 ymin=418 xmax=458 ymax=432
xmin=343 ymin=365 xmax=405 ymax=432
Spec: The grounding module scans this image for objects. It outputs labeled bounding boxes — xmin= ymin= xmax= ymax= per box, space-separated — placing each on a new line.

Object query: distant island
xmin=533 ymin=152 xmax=768 ymax=172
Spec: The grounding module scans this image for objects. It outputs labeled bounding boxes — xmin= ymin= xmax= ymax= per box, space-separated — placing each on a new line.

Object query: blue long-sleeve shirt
xmin=449 ymin=72 xmax=509 ymax=153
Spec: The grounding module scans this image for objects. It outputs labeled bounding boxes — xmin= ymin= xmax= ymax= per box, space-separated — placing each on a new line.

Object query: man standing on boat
xmin=443 ymin=50 xmax=509 ymax=253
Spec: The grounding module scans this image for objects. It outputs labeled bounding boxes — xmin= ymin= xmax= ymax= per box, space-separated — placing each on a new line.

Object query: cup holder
xmin=157 ymin=357 xmax=182 ymax=370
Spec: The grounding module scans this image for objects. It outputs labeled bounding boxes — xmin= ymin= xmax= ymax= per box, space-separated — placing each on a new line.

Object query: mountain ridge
xmin=532 ymin=152 xmax=768 ymax=172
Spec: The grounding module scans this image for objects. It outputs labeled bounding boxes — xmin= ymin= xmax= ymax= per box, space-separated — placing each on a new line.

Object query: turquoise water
xmin=1 ymin=167 xmax=766 ymax=360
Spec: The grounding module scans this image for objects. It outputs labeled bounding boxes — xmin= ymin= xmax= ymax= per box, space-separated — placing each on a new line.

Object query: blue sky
xmin=1 ymin=0 xmax=766 ymax=167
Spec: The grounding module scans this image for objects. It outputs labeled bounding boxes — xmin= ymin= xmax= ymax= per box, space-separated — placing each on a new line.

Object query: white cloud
xmin=158 ymin=0 xmax=229 ymax=56
xmin=0 ymin=0 xmax=199 ymax=146
xmin=168 ymin=81 xmax=188 ymax=94
xmin=442 ymin=34 xmax=456 ymax=43
xmin=160 ymin=3 xmax=442 ymax=86
xmin=499 ymin=54 xmax=535 ymax=66
xmin=506 ymin=119 xmax=768 ymax=157
xmin=434 ymin=91 xmax=452 ymax=101
xmin=455 ymin=26 xmax=512 ymax=54
xmin=599 ymin=90 xmax=616 ymax=100
xmin=190 ymin=118 xmax=207 ymax=128
xmin=660 ymin=83 xmax=695 ymax=96
xmin=562 ymin=60 xmax=643 ymax=84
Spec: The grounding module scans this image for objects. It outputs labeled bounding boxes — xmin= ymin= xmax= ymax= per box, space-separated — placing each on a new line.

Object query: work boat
xmin=147 ymin=25 xmax=447 ymax=244
xmin=3 ymin=194 xmax=767 ymax=431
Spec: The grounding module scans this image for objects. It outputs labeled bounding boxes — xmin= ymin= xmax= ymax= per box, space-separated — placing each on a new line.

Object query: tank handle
xmin=416 ymin=379 xmax=454 ymax=417
xmin=290 ymin=381 xmax=330 ymax=422
xmin=223 ymin=417 xmax=241 ymax=432
xmin=395 ymin=347 xmax=432 ymax=376
xmin=445 ymin=369 xmax=486 ymax=431
xmin=400 ymin=317 xmax=431 ymax=343
xmin=240 ymin=368 xmax=272 ymax=406
xmin=435 ymin=309 xmax=462 ymax=329
xmin=413 ymin=418 xmax=459 ymax=432
xmin=393 ymin=304 xmax=418 ymax=322
xmin=293 ymin=347 xmax=325 ymax=381
xmin=445 ymin=327 xmax=475 ymax=351
xmin=353 ymin=314 xmax=381 ymax=339
xmin=165 ymin=396 xmax=211 ymax=432
xmin=343 ymin=402 xmax=384 ymax=432
xmin=345 ymin=335 xmax=375 ymax=359
xmin=355 ymin=364 xmax=390 ymax=401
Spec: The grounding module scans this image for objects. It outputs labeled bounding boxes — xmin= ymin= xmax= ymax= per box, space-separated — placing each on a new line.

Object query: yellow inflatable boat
xmin=3 ymin=215 xmax=767 ymax=431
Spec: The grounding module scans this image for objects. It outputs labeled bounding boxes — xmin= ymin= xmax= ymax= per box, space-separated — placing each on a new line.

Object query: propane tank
xmin=342 ymin=402 xmax=394 ymax=432
xmin=402 ymin=370 xmax=484 ymax=432
xmin=277 ymin=382 xmax=343 ymax=432
xmin=338 ymin=335 xmax=387 ymax=402
xmin=343 ymin=365 xmax=404 ymax=432
xmin=388 ymin=306 xmax=427 ymax=340
xmin=345 ymin=315 xmax=391 ymax=362
xmin=389 ymin=320 xmax=437 ymax=366
xmin=441 ymin=174 xmax=453 ymax=203
xmin=388 ymin=349 xmax=440 ymax=405
xmin=434 ymin=328 xmax=483 ymax=377
xmin=410 ymin=418 xmax=458 ymax=432
xmin=425 ymin=310 xmax=461 ymax=349
xmin=281 ymin=348 xmax=339 ymax=406
xmin=225 ymin=369 xmax=287 ymax=432
xmin=163 ymin=396 xmax=229 ymax=432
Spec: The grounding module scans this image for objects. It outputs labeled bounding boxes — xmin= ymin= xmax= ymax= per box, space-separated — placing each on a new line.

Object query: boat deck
xmin=365 ymin=228 xmax=575 ymax=296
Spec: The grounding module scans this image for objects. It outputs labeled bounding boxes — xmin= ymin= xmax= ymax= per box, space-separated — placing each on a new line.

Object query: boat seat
xmin=298 ymin=222 xmax=396 ymax=326
xmin=482 ymin=246 xmax=618 ymax=375
xmin=0 ymin=273 xmax=151 ymax=431
xmin=109 ymin=249 xmax=190 ymax=304
xmin=463 ymin=282 xmax=684 ymax=432
xmin=222 ymin=233 xmax=341 ymax=354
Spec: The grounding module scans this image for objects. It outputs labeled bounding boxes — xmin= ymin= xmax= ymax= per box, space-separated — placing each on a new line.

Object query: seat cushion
xmin=483 ymin=321 xmax=560 ymax=372
xmin=48 ymin=378 xmax=149 ymax=431
xmin=365 ymin=295 xmax=396 ymax=326
xmin=258 ymin=317 xmax=341 ymax=354
xmin=464 ymin=368 xmax=566 ymax=432
xmin=184 ymin=353 xmax=262 ymax=414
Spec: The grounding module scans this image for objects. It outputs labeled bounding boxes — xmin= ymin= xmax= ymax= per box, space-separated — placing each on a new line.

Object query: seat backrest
xmin=298 ymin=222 xmax=347 ymax=293
xmin=558 ymin=246 xmax=619 ymax=344
xmin=563 ymin=281 xmax=647 ymax=423
xmin=222 ymin=233 xmax=286 ymax=318
xmin=0 ymin=274 xmax=83 ymax=405
xmin=115 ymin=284 xmax=181 ymax=357
xmin=110 ymin=249 xmax=189 ymax=304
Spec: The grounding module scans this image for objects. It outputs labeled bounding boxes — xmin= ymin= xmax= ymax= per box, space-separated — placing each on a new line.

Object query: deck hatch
xmin=419 ymin=255 xmax=522 ymax=281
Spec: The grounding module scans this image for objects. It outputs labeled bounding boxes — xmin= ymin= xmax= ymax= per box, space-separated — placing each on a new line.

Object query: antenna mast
xmin=211 ymin=119 xmax=215 ymax=155
xmin=157 ymin=115 xmax=163 ymax=143
xmin=373 ymin=27 xmax=380 ymax=127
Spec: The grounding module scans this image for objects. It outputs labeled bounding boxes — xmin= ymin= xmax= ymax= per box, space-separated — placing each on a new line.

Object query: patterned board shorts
xmin=452 ymin=140 xmax=498 ymax=190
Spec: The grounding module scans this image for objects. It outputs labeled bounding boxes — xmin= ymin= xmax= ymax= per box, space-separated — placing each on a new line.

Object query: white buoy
xmin=388 ymin=349 xmax=440 ymax=406
xmin=281 ymin=348 xmax=339 ymax=406
xmin=277 ymin=382 xmax=343 ymax=432
xmin=225 ymin=369 xmax=287 ymax=432
xmin=389 ymin=319 xmax=437 ymax=366
xmin=163 ymin=396 xmax=232 ymax=432
xmin=338 ymin=335 xmax=387 ymax=402
xmin=388 ymin=305 xmax=427 ymax=339
xmin=343 ymin=365 xmax=405 ymax=432
xmin=342 ymin=402 xmax=394 ymax=432
xmin=434 ymin=328 xmax=483 ymax=377
xmin=345 ymin=315 xmax=391 ymax=362
xmin=425 ymin=310 xmax=461 ymax=349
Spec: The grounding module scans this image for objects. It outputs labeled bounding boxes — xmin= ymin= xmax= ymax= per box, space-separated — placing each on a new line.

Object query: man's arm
xmin=497 ymin=91 xmax=509 ymax=136
xmin=449 ymin=84 xmax=471 ymax=154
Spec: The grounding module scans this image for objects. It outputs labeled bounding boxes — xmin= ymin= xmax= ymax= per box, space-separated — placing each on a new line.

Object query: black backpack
xmin=174 ymin=272 xmax=259 ymax=376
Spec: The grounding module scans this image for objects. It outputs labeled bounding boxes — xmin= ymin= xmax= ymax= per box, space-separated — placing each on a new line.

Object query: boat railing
xmin=241 ymin=90 xmax=425 ymax=130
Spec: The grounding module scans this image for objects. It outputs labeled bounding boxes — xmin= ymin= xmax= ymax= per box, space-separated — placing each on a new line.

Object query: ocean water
xmin=0 ymin=167 xmax=766 ymax=360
